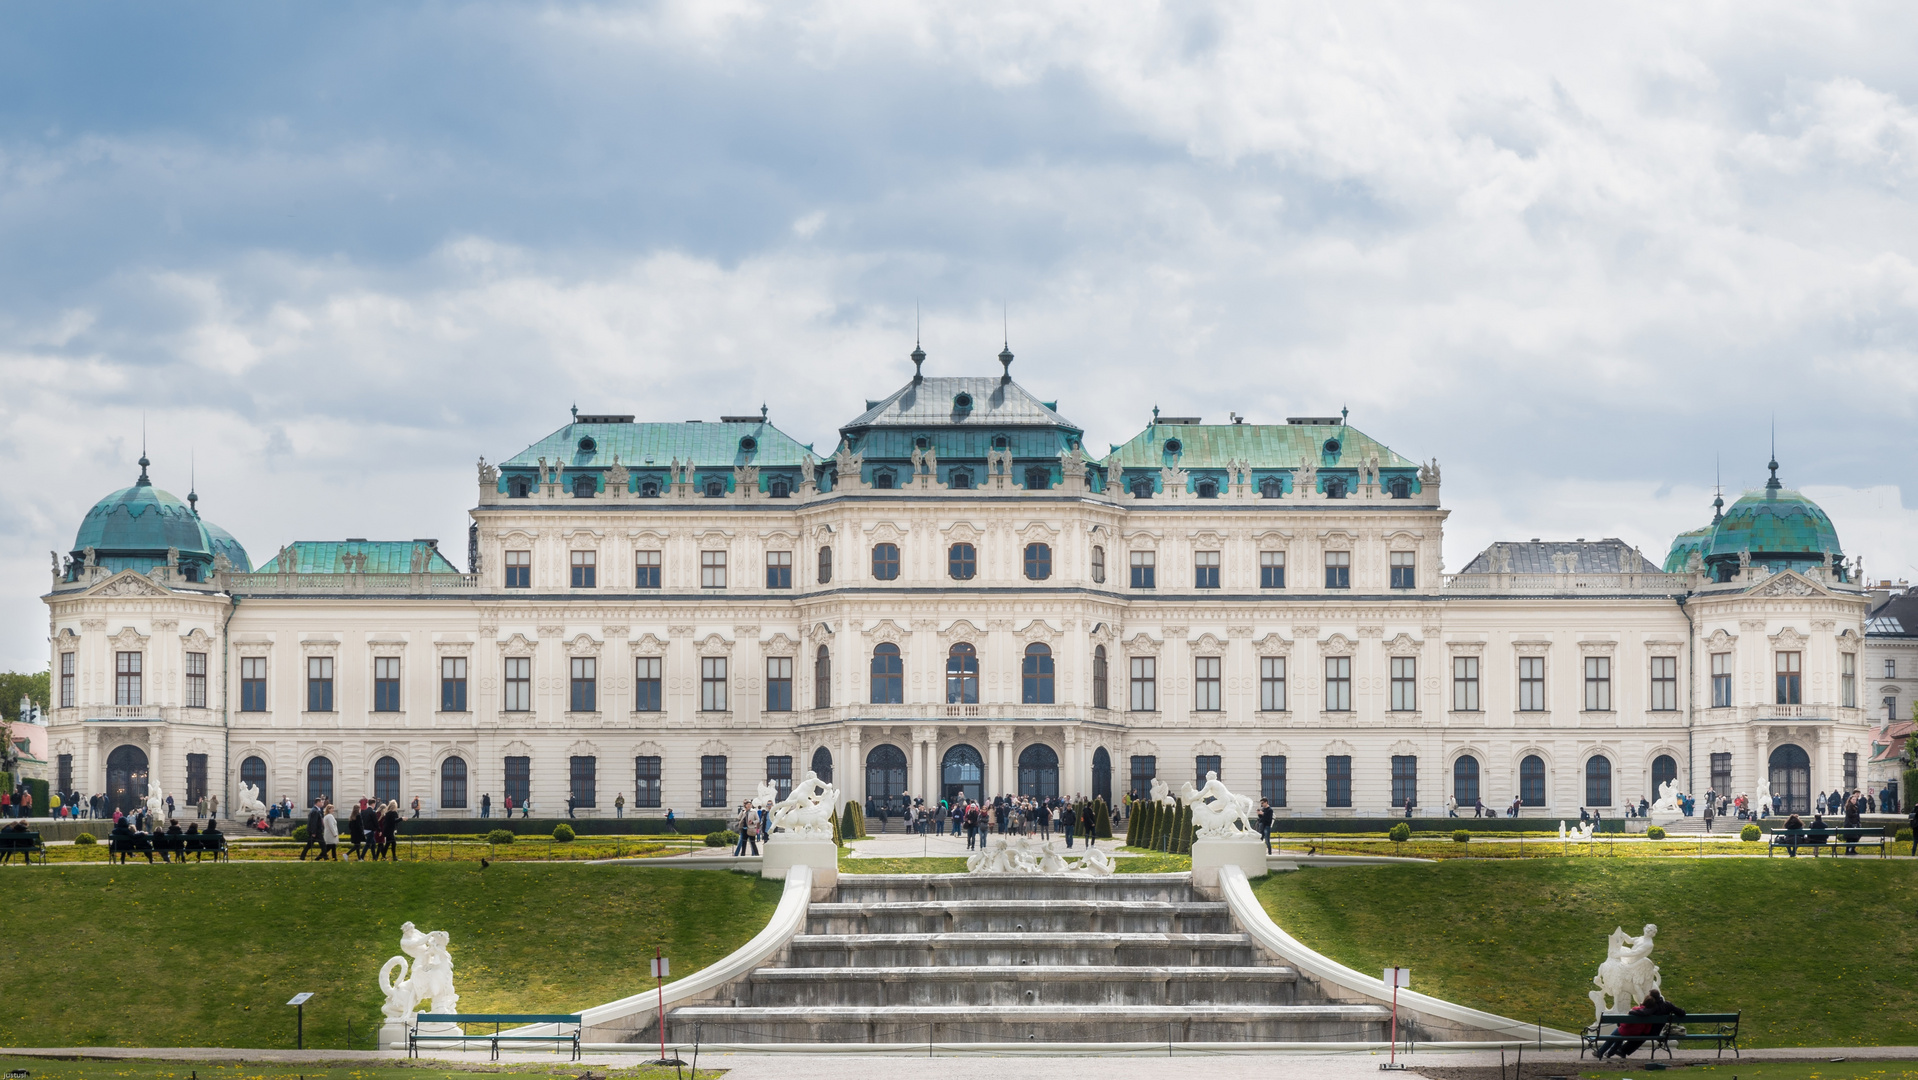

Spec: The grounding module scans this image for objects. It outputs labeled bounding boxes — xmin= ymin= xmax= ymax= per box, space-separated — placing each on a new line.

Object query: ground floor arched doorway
xmin=1018 ymin=743 xmax=1059 ymax=800
xmin=1651 ymin=754 xmax=1677 ymax=799
xmin=1092 ymin=747 xmax=1112 ymax=805
xmin=1769 ymin=744 xmax=1811 ymax=814
xmin=866 ymin=744 xmax=908 ymax=816
xmin=941 ymin=744 xmax=983 ymax=806
xmin=106 ymin=744 xmax=149 ymax=816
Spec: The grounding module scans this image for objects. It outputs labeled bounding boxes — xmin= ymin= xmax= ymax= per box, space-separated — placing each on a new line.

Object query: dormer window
xmin=1164 ymin=438 xmax=1182 ymax=455
xmin=954 ymin=393 xmax=973 ymax=410
xmin=639 ymin=479 xmax=661 ymax=498
xmin=1024 ymin=466 xmax=1051 ymax=490
xmin=1325 ymin=477 xmax=1348 ymax=499
xmin=577 ymin=436 xmax=596 ymax=453
xmin=992 ymin=435 xmax=1009 ymax=450
xmin=949 ymin=470 xmax=973 ymax=490
xmin=573 ymin=475 xmax=597 ymax=498
xmin=1196 ymin=479 xmax=1219 ymax=499
xmin=1389 ymin=477 xmax=1411 ymax=499
xmin=1259 ymin=477 xmax=1283 ymax=499
xmin=739 ymin=436 xmax=757 ymax=453
xmin=508 ymin=476 xmax=532 ymax=499
xmin=914 ymin=436 xmax=930 ymax=450
xmin=769 ymin=477 xmax=791 ymax=499
xmin=1130 ymin=477 xmax=1155 ymax=500
xmin=703 ymin=477 xmax=726 ymax=498
xmin=1323 ymin=437 xmax=1341 ymax=455
xmin=873 ymin=469 xmax=896 ymax=490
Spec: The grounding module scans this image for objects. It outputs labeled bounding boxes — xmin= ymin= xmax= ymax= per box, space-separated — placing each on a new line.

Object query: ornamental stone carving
xmin=1758 ymin=575 xmax=1818 ymax=598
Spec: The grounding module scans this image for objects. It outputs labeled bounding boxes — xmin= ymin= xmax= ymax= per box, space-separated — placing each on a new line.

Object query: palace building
xmin=42 ymin=348 xmax=1877 ymax=819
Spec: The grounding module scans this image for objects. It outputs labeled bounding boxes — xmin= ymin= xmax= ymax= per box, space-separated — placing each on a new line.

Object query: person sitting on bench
xmin=1598 ymin=990 xmax=1685 ymax=1058
xmin=111 ymin=817 xmax=154 ymax=863
xmin=0 ymin=819 xmax=29 ymax=863
xmin=200 ymin=818 xmax=223 ymax=860
xmin=161 ymin=820 xmax=185 ymax=863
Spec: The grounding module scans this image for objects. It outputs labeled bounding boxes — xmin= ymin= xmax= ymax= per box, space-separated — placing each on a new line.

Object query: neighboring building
xmin=40 ymin=353 xmax=1875 ymax=819
xmin=1865 ymin=586 xmax=1918 ymax=791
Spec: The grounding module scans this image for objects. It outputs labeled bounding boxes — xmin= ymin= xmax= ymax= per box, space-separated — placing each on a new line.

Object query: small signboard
xmin=650 ymin=957 xmax=670 ymax=979
xmin=287 ymin=993 xmax=314 ymax=1006
xmin=1382 ymin=967 xmax=1410 ymax=988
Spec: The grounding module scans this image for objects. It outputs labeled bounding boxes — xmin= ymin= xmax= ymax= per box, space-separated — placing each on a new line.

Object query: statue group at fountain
xmin=756 ymin=770 xmax=840 ymax=838
xmin=967 ymin=833 xmax=1114 ymax=875
xmin=377 ymin=921 xmax=462 ymax=1046
xmin=1588 ymin=923 xmax=1661 ymax=1023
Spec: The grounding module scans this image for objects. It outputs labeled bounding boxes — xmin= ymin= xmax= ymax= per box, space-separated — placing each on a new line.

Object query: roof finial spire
xmin=137 ymin=413 xmax=150 ymax=486
xmin=1152 ymin=404 xmax=1160 ymax=424
xmin=760 ymin=402 xmax=768 ymax=422
xmin=911 ymin=303 xmax=926 ymax=383
xmin=570 ymin=403 xmax=579 ymax=424
xmin=189 ymin=450 xmax=199 ymax=516
xmin=1766 ymin=415 xmax=1781 ymax=490
xmin=1341 ymin=404 xmax=1349 ymax=425
xmin=1711 ymin=453 xmax=1724 ymax=522
xmin=997 ymin=303 xmax=1013 ymax=384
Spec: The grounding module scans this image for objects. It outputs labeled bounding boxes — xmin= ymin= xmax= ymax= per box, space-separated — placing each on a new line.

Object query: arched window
xmin=817 ymin=546 xmax=832 ymax=584
xmin=810 ymin=746 xmax=834 ymax=784
xmin=1196 ymin=479 xmax=1218 ymax=499
xmin=940 ymin=744 xmax=984 ymax=805
xmin=1651 ymin=754 xmax=1677 ymax=799
xmin=240 ymin=756 xmax=268 ymax=806
xmin=1130 ymin=477 xmax=1155 ymax=499
xmin=1389 ymin=477 xmax=1411 ymax=499
xmin=508 ymin=476 xmax=531 ymax=499
xmin=441 ymin=756 xmax=468 ymax=809
xmin=307 ymin=756 xmax=334 ymax=808
xmin=1018 ymin=743 xmax=1059 ymax=799
xmin=639 ymin=479 xmax=661 ymax=498
xmin=949 ymin=469 xmax=972 ymax=490
xmin=1092 ymin=645 xmax=1109 ymax=709
xmin=1022 ymin=643 xmax=1055 ymax=704
xmin=814 ymin=646 xmax=831 ymax=709
xmin=871 ymin=543 xmax=900 ymax=580
xmin=1453 ymin=755 xmax=1480 ymax=806
xmin=374 ymin=755 xmax=401 ymax=804
xmin=1520 ymin=754 xmax=1546 ymax=807
xmin=870 ymin=643 xmax=903 ymax=704
xmin=946 ymin=643 xmax=979 ymax=704
xmin=949 ymin=543 xmax=976 ymax=580
xmin=1091 ymin=747 xmax=1112 ymax=804
xmin=1024 ymin=466 xmax=1051 ymax=490
xmin=703 ymin=477 xmax=726 ymax=498
xmin=1024 ymin=543 xmax=1052 ymax=580
xmin=866 ymin=744 xmax=908 ymax=807
xmin=1585 ymin=756 xmax=1612 ymax=807
xmin=1259 ymin=477 xmax=1283 ymax=499
xmin=573 ymin=475 xmax=596 ymax=498
xmin=1768 ymin=744 xmax=1811 ymax=813
xmin=769 ymin=477 xmax=790 ymax=499
xmin=1325 ymin=477 xmax=1348 ymax=499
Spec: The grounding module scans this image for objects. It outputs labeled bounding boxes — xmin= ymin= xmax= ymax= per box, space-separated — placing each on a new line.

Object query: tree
xmin=0 ymin=669 xmax=50 ymax=722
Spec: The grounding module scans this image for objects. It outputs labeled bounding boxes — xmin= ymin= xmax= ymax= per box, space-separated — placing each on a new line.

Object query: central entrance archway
xmin=941 ymin=744 xmax=984 ymax=806
xmin=1018 ymin=743 xmax=1059 ymax=800
xmin=1768 ymin=744 xmax=1811 ymax=814
xmin=106 ymin=744 xmax=149 ymax=816
xmin=865 ymin=744 xmax=909 ymax=816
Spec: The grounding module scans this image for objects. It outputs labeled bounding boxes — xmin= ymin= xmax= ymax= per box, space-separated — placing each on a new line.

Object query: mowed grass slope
xmin=1255 ymin=858 xmax=1918 ymax=1048
xmin=0 ymin=864 xmax=780 ymax=1049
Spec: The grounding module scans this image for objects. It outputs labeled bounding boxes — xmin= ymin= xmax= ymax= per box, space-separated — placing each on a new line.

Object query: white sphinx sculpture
xmin=1753 ymin=779 xmax=1774 ymax=817
xmin=1179 ymin=771 xmax=1257 ymax=838
xmin=1588 ymin=924 xmax=1661 ymax=1022
xmin=378 ymin=921 xmax=461 ymax=1047
xmin=768 ymin=771 xmax=840 ymax=837
xmin=144 ymin=786 xmax=168 ymax=825
xmin=967 ymin=835 xmax=1112 ymax=876
xmin=1150 ymin=777 xmax=1174 ymax=805
xmin=1558 ymin=821 xmax=1596 ymax=842
xmin=1650 ymin=780 xmax=1682 ymax=816
xmin=237 ymin=782 xmax=268 ymax=820
xmin=754 ymin=780 xmax=780 ymax=810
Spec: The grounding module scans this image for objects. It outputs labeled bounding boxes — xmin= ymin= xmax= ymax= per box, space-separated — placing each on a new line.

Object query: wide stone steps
xmin=666 ymin=1003 xmax=1391 ymax=1043
xmin=832 ymin=873 xmax=1195 ymax=903
xmin=785 ymin=931 xmax=1265 ymax=967
xmin=737 ymin=965 xmax=1302 ymax=1007
xmin=806 ymin=899 xmax=1235 ymax=935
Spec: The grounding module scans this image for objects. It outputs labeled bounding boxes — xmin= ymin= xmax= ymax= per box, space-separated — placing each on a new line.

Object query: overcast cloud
xmin=4 ymin=1 xmax=1918 ymax=670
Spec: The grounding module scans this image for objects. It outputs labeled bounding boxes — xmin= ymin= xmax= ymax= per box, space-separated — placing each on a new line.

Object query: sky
xmin=4 ymin=1 xmax=1918 ymax=671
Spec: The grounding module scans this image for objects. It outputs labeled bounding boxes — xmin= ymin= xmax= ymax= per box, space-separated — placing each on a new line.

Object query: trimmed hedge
xmin=1740 ymin=824 xmax=1762 ymax=842
xmin=1268 ymin=816 xmax=1628 ymax=835
xmin=1388 ymin=822 xmax=1412 ymax=843
xmin=486 ymin=829 xmax=516 ymax=845
xmin=1646 ymin=826 xmax=1667 ymax=840
xmin=841 ymin=800 xmax=866 ymax=840
xmin=551 ymin=823 xmax=575 ymax=842
xmin=74 ymin=832 xmax=97 ymax=845
xmin=1451 ymin=829 xmax=1470 ymax=843
xmin=705 ymin=830 xmax=736 ymax=847
xmin=1094 ymin=798 xmax=1112 ymax=838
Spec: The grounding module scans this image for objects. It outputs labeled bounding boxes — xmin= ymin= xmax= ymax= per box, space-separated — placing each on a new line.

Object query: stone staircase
xmin=665 ymin=873 xmax=1392 ymax=1045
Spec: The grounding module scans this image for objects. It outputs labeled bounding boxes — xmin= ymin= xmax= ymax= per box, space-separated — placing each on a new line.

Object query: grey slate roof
xmin=841 ymin=377 xmax=1081 ymax=432
xmin=1868 ymin=592 xmax=1918 ymax=637
xmin=1460 ymin=539 xmax=1663 ymax=575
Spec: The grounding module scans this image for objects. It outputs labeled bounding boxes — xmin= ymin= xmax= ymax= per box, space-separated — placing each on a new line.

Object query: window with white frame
xmin=570 ymin=550 xmax=596 ymax=588
xmin=59 ymin=652 xmax=75 ymax=708
xmin=374 ymin=656 xmax=401 ymax=712
xmin=116 ymin=651 xmax=143 ymax=707
xmin=1324 ymin=656 xmax=1352 ymax=711
xmin=1842 ymin=653 xmax=1856 ymax=708
xmin=1260 ymin=550 xmax=1285 ymax=589
xmin=1194 ymin=656 xmax=1222 ymax=711
xmin=1711 ymin=652 xmax=1732 ymax=708
xmin=1390 ymin=656 xmax=1417 ymax=711
xmin=1090 ymin=545 xmax=1105 ymax=584
xmin=503 ymin=657 xmax=531 ymax=712
xmin=701 ymin=550 xmax=728 ymax=589
xmin=701 ymin=656 xmax=728 ymax=711
xmin=635 ymin=549 xmax=661 ymax=589
xmin=766 ymin=550 xmax=793 ymax=589
xmin=1323 ymin=550 xmax=1351 ymax=589
xmin=1260 ymin=656 xmax=1287 ymax=711
xmin=634 ymin=656 xmax=663 ymax=711
xmin=1650 ymin=656 xmax=1678 ymax=711
xmin=1453 ymin=656 xmax=1480 ymax=711
xmin=1389 ymin=551 xmax=1416 ymax=589
xmin=185 ymin=651 xmax=207 ymax=709
xmin=1518 ymin=656 xmax=1545 ymax=712
xmin=1129 ymin=656 xmax=1157 ymax=711
xmin=1584 ymin=656 xmax=1612 ymax=711
xmin=1194 ymin=550 xmax=1220 ymax=589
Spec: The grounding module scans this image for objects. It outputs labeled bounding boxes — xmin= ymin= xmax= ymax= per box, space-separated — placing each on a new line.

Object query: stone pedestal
xmin=761 ymin=835 xmax=839 ymax=897
xmin=1190 ymin=834 xmax=1269 ymax=894
xmin=381 ymin=1018 xmax=462 ymax=1050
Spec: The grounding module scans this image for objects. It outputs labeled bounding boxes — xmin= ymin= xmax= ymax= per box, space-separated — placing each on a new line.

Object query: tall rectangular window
xmin=1130 ymin=551 xmax=1156 ymax=589
xmin=635 ymin=550 xmax=661 ymax=589
xmin=766 ymin=755 xmax=793 ymax=801
xmin=1842 ymin=653 xmax=1857 ymax=708
xmin=766 ymin=656 xmax=793 ymax=712
xmin=1518 ymin=656 xmax=1545 ymax=712
xmin=186 ymin=753 xmax=209 ymax=802
xmin=504 ymin=756 xmax=530 ymax=807
xmin=370 ymin=656 xmax=400 ymax=712
xmin=1391 ymin=755 xmax=1418 ymax=809
xmin=1324 ymin=551 xmax=1351 ymax=589
xmin=634 ymin=756 xmax=662 ymax=808
xmin=1453 ymin=656 xmax=1480 ymax=711
xmin=701 ymin=551 xmax=727 ymax=589
xmin=1129 ymin=656 xmax=1157 ymax=711
xmin=440 ymin=656 xmax=468 ymax=711
xmin=569 ymin=756 xmax=597 ymax=808
xmin=701 ymin=657 xmax=728 ymax=711
xmin=570 ymin=550 xmax=597 ymax=588
xmin=1325 ymin=756 xmax=1352 ymax=808
xmin=241 ymin=657 xmax=267 ymax=712
xmin=1090 ymin=545 xmax=1105 ymax=584
xmin=1776 ymin=651 xmax=1802 ymax=705
xmin=1260 ymin=551 xmax=1286 ymax=589
xmin=58 ymin=754 xmax=73 ymax=795
xmin=766 ymin=551 xmax=793 ymax=589
xmin=1390 ymin=656 xmax=1417 ymax=711
xmin=1650 ymin=656 xmax=1678 ymax=711
xmin=1261 ymin=756 xmax=1287 ymax=807
xmin=1584 ymin=657 xmax=1611 ymax=711
xmin=1129 ymin=755 xmax=1157 ymax=801
xmin=1194 ymin=550 xmax=1221 ymax=589
xmin=1710 ymin=752 xmax=1732 ymax=795
xmin=59 ymin=652 xmax=74 ymax=708
xmin=634 ymin=657 xmax=662 ymax=712
xmin=504 ymin=550 xmax=531 ymax=589
xmin=184 ymin=651 xmax=207 ymax=709
xmin=817 ymin=546 xmax=832 ymax=584
xmin=1260 ymin=656 xmax=1287 ymax=711
xmin=1194 ymin=656 xmax=1222 ymax=711
xmin=1711 ymin=652 xmax=1732 ymax=708
xmin=1324 ymin=656 xmax=1352 ymax=711
xmin=1844 ymin=751 xmax=1858 ymax=790
xmin=700 ymin=755 xmax=728 ymax=807
xmin=503 ymin=657 xmax=532 ymax=712
xmin=1195 ymin=755 xmax=1222 ymax=786
xmin=115 ymin=651 xmax=143 ymax=707
xmin=1888 ymin=659 xmax=1899 ymax=679
xmin=1389 ymin=551 xmax=1416 ymax=589
xmin=570 ymin=657 xmax=597 ymax=712
xmin=305 ymin=656 xmax=333 ymax=712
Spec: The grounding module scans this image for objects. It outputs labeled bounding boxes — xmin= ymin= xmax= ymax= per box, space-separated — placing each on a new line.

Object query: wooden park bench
xmin=1766 ymin=826 xmax=1888 ymax=858
xmin=0 ymin=830 xmax=46 ymax=865
xmin=409 ymin=1012 xmax=582 ymax=1061
xmin=1583 ymin=1011 xmax=1740 ymax=1060
xmin=108 ymin=831 xmax=155 ymax=863
xmin=183 ymin=832 xmax=231 ymax=862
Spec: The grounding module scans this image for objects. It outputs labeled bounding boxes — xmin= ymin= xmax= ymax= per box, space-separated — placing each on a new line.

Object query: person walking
xmin=347 ymin=798 xmax=367 ymax=859
xmin=480 ymin=793 xmax=491 ymax=819
xmin=1703 ymin=801 xmax=1715 ymax=833
xmin=1908 ymin=799 xmax=1918 ymax=856
xmin=379 ymin=801 xmax=402 ymax=860
xmin=299 ymin=799 xmax=324 ymax=860
xmin=566 ymin=793 xmax=578 ymax=819
xmin=1062 ymin=802 xmax=1077 ymax=848
xmin=411 ymin=795 xmax=421 ymax=820
xmin=1081 ymin=800 xmax=1098 ymax=849
xmin=1258 ymin=798 xmax=1276 ymax=854
xmin=320 ymin=803 xmax=340 ymax=860
xmin=614 ymin=793 xmax=625 ymax=819
xmin=504 ymin=793 xmax=514 ymax=818
xmin=1843 ymin=792 xmax=1863 ymax=856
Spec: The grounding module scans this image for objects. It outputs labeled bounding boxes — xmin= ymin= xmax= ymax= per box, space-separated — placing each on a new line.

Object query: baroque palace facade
xmin=43 ymin=350 xmax=1876 ymax=819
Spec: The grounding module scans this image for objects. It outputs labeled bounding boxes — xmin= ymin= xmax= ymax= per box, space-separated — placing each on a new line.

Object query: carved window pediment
xmin=1258 ymin=739 xmax=1291 ymax=756
xmin=1254 ymin=633 xmax=1292 ymax=656
xmin=1187 ymin=529 xmax=1226 ymax=546
xmin=1127 ymin=739 xmax=1160 ymax=758
xmin=1646 ymin=640 xmax=1684 ymax=657
xmin=1125 ymin=633 xmax=1162 ymax=655
xmin=758 ymin=529 xmax=799 ymax=545
xmin=865 ymin=522 xmax=907 ymax=543
xmin=1191 ymin=632 xmax=1225 ymax=655
xmin=561 ymin=529 xmax=603 ymax=543
xmin=1385 ymin=633 xmax=1423 ymax=655
xmin=1322 ymin=738 xmax=1356 ymax=756
xmin=109 ymin=625 xmax=151 ymax=650
xmin=1251 ymin=528 xmax=1293 ymax=544
xmin=630 ymin=633 xmax=667 ymax=655
xmin=181 ymin=627 xmax=214 ymax=649
xmin=763 ymin=632 xmax=797 ymax=655
xmin=1121 ymin=530 xmax=1162 ymax=549
xmin=435 ymin=639 xmax=474 ymax=656
xmin=865 ymin=619 xmax=909 ymax=646
xmin=1706 ymin=628 xmax=1737 ymax=649
xmin=1770 ymin=627 xmax=1807 ymax=649
xmin=1382 ymin=529 xmax=1425 ymax=542
xmin=698 ymin=739 xmax=729 ymax=757
xmin=697 ymin=633 xmax=734 ymax=655
xmin=1447 ymin=639 xmax=1487 ymax=655
xmin=1193 ymin=738 xmax=1225 ymax=756
xmin=1512 ymin=640 xmax=1552 ymax=656
xmin=1318 ymin=529 xmax=1358 ymax=544
xmin=566 ymin=634 xmax=602 ymax=656
xmin=567 ymin=739 xmax=599 ymax=758
xmin=1016 ymin=520 xmax=1062 ymax=540
xmin=1389 ymin=739 xmax=1419 ymax=756
xmin=299 ymin=636 xmax=340 ymax=655
xmin=369 ymin=639 xmax=408 ymax=657
xmin=942 ymin=521 xmax=985 ymax=542
xmin=1018 ymin=619 xmax=1061 ymax=644
xmin=1578 ymin=640 xmax=1619 ymax=655
xmin=1319 ymin=634 xmax=1355 ymax=657
xmin=499 ymin=633 xmax=538 ymax=658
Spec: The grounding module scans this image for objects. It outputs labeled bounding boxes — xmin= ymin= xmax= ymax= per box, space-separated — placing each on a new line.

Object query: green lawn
xmin=0 ymin=864 xmax=780 ymax=1049
xmin=0 ymin=1061 xmax=716 ymax=1080
xmin=1256 ymin=858 xmax=1918 ymax=1048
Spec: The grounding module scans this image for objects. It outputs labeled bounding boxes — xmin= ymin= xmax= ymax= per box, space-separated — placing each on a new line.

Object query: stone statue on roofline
xmin=476 ymin=457 xmax=498 ymax=486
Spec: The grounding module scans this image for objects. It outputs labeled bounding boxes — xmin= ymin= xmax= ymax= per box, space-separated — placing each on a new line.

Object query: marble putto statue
xmin=967 ymin=835 xmax=1113 ymax=876
xmin=1559 ymin=821 xmax=1596 ymax=842
xmin=1179 ymin=772 xmax=1256 ymax=839
xmin=1753 ymin=778 xmax=1773 ymax=816
xmin=379 ymin=921 xmax=460 ymax=1021
xmin=1588 ymin=924 xmax=1661 ymax=1022
xmin=768 ymin=771 xmax=841 ymax=837
xmin=1149 ymin=777 xmax=1174 ymax=805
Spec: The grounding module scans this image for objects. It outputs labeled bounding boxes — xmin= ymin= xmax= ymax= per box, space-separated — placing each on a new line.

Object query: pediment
xmin=1750 ymin=570 xmax=1828 ymax=599
xmin=85 ymin=570 xmax=172 ymax=599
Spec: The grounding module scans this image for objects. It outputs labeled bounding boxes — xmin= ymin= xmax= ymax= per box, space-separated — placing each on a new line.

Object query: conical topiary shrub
xmin=1095 ymin=798 xmax=1112 ymax=838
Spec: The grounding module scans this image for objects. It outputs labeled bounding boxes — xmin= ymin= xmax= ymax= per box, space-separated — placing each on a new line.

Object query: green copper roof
xmin=1103 ymin=422 xmax=1416 ymax=471
xmin=502 ymin=420 xmax=821 ymax=472
xmin=71 ymin=459 xmax=253 ymax=574
xmin=1663 ymin=526 xmax=1713 ymax=573
xmin=1707 ymin=486 xmax=1842 ymax=560
xmin=254 ymin=540 xmax=459 ymax=575
xmin=842 ymin=375 xmax=1082 ymax=433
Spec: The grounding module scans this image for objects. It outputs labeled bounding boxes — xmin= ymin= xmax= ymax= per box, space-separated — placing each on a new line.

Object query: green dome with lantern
xmin=68 ymin=456 xmax=252 ymax=582
xmin=1663 ymin=457 xmax=1844 ymax=582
